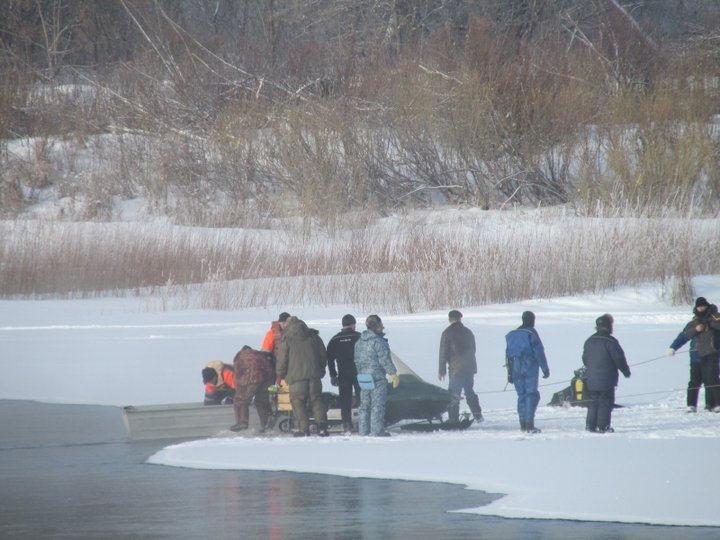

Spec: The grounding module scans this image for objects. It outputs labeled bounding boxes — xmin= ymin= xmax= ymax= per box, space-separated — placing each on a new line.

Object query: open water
xmin=1 ymin=399 xmax=718 ymax=540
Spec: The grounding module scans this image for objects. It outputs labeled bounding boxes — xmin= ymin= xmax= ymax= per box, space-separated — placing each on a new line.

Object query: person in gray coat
xmin=354 ymin=315 xmax=399 ymax=436
xmin=582 ymin=314 xmax=631 ymax=433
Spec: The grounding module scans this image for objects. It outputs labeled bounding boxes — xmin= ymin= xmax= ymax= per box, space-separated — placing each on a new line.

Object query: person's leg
xmin=687 ymin=362 xmax=702 ymax=409
xmin=308 ymin=377 xmax=328 ymax=427
xmin=358 ymin=388 xmax=371 ymax=435
xmin=370 ymin=380 xmax=388 ymax=435
xmin=289 ymin=380 xmax=310 ymax=433
xmin=338 ymin=375 xmax=353 ymax=426
xmin=513 ymin=376 xmax=528 ymax=429
xmin=596 ymin=388 xmax=614 ymax=431
xmin=232 ymin=386 xmax=251 ymax=428
xmin=446 ymin=376 xmax=462 ymax=422
xmin=703 ymin=355 xmax=720 ymax=409
xmin=586 ymin=390 xmax=599 ymax=431
xmin=526 ymin=370 xmax=540 ymax=428
xmin=252 ymin=381 xmax=272 ymax=428
xmin=462 ymin=375 xmax=483 ymax=421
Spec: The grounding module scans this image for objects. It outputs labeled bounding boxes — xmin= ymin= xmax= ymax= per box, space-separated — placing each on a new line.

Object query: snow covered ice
xmin=2 ymin=276 xmax=720 ymax=526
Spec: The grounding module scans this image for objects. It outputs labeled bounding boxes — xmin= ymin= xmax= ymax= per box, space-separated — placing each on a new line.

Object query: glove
xmin=390 ymin=373 xmax=400 ymax=389
xmin=330 ymin=376 xmax=339 ymax=387
xmin=542 ymin=370 xmax=550 ymax=379
xmin=666 ymin=348 xmax=675 ymax=357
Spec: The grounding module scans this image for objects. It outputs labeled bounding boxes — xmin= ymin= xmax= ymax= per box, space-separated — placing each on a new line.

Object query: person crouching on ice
xmin=202 ymin=361 xmax=235 ymax=405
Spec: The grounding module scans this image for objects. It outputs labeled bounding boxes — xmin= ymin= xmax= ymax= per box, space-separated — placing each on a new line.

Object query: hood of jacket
xmin=283 ymin=316 xmax=319 ymax=342
xmin=359 ymin=329 xmax=384 ymax=342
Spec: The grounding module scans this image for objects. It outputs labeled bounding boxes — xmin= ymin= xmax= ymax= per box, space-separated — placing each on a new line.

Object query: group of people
xmin=202 ymin=312 xmax=399 ymax=437
xmin=201 ymin=295 xmax=720 ymax=438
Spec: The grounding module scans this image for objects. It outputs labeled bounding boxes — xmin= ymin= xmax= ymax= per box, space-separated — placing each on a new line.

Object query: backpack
xmin=505 ymin=329 xmax=532 ymax=360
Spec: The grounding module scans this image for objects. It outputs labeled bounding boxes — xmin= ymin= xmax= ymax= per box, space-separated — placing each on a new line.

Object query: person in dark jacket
xmin=275 ymin=316 xmax=329 ymax=436
xmin=582 ymin=314 xmax=631 ymax=433
xmin=505 ymin=311 xmax=549 ymax=433
xmin=326 ymin=314 xmax=361 ymax=433
xmin=439 ymin=310 xmax=483 ymax=423
xmin=683 ymin=297 xmax=720 ymax=412
xmin=354 ymin=315 xmax=399 ymax=437
xmin=667 ymin=318 xmax=714 ymax=412
xmin=230 ymin=346 xmax=275 ymax=432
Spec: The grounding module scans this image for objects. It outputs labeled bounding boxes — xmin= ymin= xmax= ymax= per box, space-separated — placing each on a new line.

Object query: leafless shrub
xmin=2 ymin=210 xmax=717 ymax=311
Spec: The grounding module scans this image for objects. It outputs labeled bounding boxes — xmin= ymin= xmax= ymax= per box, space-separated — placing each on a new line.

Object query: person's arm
xmin=377 ymin=339 xmax=396 ymax=376
xmin=532 ymin=332 xmax=549 ymax=378
xmin=610 ymin=339 xmax=631 ymax=378
xmin=438 ymin=331 xmax=448 ymax=379
xmin=326 ymin=337 xmax=339 ymax=380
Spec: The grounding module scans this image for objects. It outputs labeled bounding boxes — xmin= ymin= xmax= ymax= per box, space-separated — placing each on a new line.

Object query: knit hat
xmin=341 ymin=314 xmax=356 ymax=326
xmin=595 ymin=314 xmax=613 ymax=332
xmin=695 ymin=297 xmax=710 ymax=308
xmin=202 ymin=367 xmax=217 ymax=384
xmin=366 ymin=314 xmax=383 ymax=333
xmin=521 ymin=311 xmax=535 ymax=328
xmin=448 ymin=309 xmax=463 ymax=320
xmin=278 ymin=312 xmax=291 ymax=322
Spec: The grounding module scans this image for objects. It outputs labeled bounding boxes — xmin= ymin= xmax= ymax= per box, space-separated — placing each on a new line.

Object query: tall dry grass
xmin=1 ymin=209 xmax=713 ymax=312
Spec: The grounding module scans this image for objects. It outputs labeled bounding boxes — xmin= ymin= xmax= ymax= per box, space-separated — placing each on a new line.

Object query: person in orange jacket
xmin=202 ymin=361 xmax=235 ymax=405
xmin=261 ymin=312 xmax=290 ymax=360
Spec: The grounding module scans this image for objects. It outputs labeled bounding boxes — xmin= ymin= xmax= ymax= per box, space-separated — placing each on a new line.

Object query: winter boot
xmin=447 ymin=402 xmax=460 ymax=423
xmin=524 ymin=421 xmax=541 ymax=434
xmin=317 ymin=423 xmax=330 ymax=437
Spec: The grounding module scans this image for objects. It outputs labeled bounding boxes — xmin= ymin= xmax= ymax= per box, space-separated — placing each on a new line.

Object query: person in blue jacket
xmin=667 ymin=330 xmax=714 ymax=412
xmin=505 ymin=311 xmax=550 ymax=433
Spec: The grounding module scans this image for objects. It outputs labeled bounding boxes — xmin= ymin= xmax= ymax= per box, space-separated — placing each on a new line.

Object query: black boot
xmin=525 ymin=421 xmax=541 ymax=434
xmin=447 ymin=403 xmax=460 ymax=423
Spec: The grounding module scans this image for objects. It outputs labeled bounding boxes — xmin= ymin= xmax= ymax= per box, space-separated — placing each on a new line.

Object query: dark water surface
xmin=1 ymin=399 xmax=718 ymax=540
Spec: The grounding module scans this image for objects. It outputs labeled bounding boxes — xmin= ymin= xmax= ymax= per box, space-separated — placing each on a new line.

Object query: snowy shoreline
xmin=3 ymin=277 xmax=720 ymax=526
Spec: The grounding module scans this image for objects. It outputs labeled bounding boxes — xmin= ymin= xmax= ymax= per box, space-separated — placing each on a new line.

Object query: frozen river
xmin=1 ymin=400 xmax=718 ymax=539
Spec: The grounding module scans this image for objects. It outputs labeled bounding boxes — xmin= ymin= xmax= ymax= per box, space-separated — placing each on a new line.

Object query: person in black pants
xmin=326 ymin=314 xmax=362 ymax=433
xmin=582 ymin=314 xmax=631 ymax=433
xmin=683 ymin=297 xmax=720 ymax=412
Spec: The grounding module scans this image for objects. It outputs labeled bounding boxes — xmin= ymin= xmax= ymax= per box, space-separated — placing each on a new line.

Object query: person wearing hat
xmin=261 ymin=312 xmax=291 ymax=361
xmin=354 ymin=314 xmax=399 ymax=436
xmin=326 ymin=314 xmax=362 ymax=433
xmin=275 ymin=316 xmax=330 ymax=437
xmin=505 ymin=311 xmax=550 ymax=433
xmin=582 ymin=314 xmax=631 ymax=433
xmin=202 ymin=361 xmax=235 ymax=405
xmin=439 ymin=310 xmax=483 ymax=424
xmin=667 ymin=297 xmax=716 ymax=412
xmin=683 ymin=297 xmax=720 ymax=412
